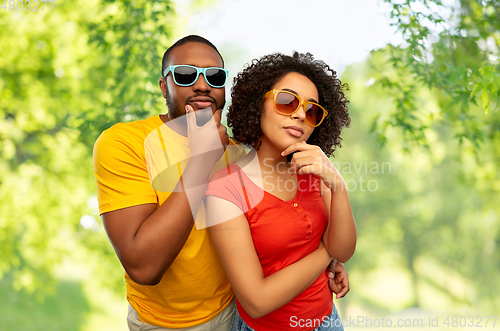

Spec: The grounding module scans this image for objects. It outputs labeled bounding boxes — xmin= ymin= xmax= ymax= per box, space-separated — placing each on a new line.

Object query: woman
xmin=205 ymin=52 xmax=356 ymax=331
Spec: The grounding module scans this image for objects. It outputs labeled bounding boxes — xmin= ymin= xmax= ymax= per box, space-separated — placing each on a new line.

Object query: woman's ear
xmin=256 ymin=140 xmax=262 ymax=151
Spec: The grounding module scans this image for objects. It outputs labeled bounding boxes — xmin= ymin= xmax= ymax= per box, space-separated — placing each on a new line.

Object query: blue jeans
xmin=230 ymin=304 xmax=344 ymax=331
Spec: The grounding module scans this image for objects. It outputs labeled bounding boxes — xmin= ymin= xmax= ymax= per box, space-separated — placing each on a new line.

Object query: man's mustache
xmin=186 ymin=94 xmax=217 ymax=107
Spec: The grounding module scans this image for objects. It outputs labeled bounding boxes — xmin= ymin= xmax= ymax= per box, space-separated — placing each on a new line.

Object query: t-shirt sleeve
xmin=205 ymin=168 xmax=246 ymax=211
xmin=93 ymin=126 xmax=158 ymax=215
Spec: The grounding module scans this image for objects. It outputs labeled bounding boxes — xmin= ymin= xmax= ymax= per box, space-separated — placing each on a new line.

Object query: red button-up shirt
xmin=206 ymin=163 xmax=333 ymax=331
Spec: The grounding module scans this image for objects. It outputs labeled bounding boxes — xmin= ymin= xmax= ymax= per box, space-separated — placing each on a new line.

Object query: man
xmin=93 ymin=35 xmax=349 ymax=331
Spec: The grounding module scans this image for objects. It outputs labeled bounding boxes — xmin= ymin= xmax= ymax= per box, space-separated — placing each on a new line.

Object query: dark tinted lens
xmin=305 ymin=104 xmax=324 ymax=125
xmin=275 ymin=92 xmax=299 ymax=114
xmin=205 ymin=68 xmax=227 ymax=87
xmin=174 ymin=66 xmax=198 ymax=85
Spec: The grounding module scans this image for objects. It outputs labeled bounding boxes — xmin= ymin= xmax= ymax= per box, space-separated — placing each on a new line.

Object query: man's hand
xmin=327 ymin=260 xmax=350 ymax=299
xmin=186 ymin=105 xmax=228 ymax=160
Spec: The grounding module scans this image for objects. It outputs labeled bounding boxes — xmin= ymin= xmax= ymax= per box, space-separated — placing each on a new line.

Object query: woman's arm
xmin=321 ymin=180 xmax=357 ymax=263
xmin=282 ymin=141 xmax=357 ymax=263
xmin=206 ymin=195 xmax=332 ymax=319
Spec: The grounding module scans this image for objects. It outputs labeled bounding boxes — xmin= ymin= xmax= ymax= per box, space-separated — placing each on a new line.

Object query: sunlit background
xmin=1 ymin=0 xmax=499 ymax=330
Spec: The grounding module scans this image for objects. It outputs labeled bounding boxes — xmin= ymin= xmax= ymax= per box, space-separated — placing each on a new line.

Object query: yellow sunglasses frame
xmin=264 ymin=89 xmax=328 ymax=127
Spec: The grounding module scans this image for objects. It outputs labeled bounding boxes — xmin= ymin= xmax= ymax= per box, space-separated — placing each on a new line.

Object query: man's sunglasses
xmin=163 ymin=65 xmax=229 ymax=88
xmin=264 ymin=89 xmax=328 ymax=127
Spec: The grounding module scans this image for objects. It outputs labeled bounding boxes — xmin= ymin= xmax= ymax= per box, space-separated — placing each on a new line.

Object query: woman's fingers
xmin=281 ymin=141 xmax=314 ymax=156
xmin=288 ymin=148 xmax=325 ymax=175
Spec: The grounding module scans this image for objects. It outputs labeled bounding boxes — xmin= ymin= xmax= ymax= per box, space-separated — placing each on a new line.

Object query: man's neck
xmin=161 ymin=113 xmax=188 ymax=137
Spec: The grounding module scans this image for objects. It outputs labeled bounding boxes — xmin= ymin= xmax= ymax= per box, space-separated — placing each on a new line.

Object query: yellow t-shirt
xmin=93 ymin=115 xmax=246 ymax=328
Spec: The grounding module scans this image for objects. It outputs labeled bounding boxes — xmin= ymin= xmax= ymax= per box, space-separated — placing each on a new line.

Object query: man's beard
xmin=165 ymin=93 xmax=182 ymax=119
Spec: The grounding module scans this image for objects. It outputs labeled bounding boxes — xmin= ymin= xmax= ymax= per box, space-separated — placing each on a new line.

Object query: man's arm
xmin=102 ymin=174 xmax=200 ymax=285
xmin=99 ymin=108 xmax=228 ymax=285
xmin=327 ymin=260 xmax=350 ymax=299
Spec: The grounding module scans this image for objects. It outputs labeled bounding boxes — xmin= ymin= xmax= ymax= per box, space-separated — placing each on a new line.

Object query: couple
xmin=93 ymin=35 xmax=356 ymax=331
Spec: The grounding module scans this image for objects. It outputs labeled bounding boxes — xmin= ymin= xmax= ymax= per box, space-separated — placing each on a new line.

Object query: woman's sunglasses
xmin=264 ymin=89 xmax=328 ymax=127
xmin=163 ymin=65 xmax=229 ymax=88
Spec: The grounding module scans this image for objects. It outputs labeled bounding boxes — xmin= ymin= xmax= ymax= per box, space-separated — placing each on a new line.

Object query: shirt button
xmin=306 ymin=232 xmax=312 ymax=236
xmin=307 ymin=224 xmax=311 ymax=229
xmin=293 ymin=203 xmax=298 ymax=207
xmin=298 ymin=209 xmax=302 ymax=213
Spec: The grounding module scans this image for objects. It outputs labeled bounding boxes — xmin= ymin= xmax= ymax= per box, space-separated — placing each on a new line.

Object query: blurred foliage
xmin=0 ymin=0 xmax=499 ymax=328
xmin=1 ymin=0 xmax=100 ymax=296
xmin=79 ymin=0 xmax=175 ymax=145
xmin=0 ymin=274 xmax=90 ymax=330
xmin=374 ymin=0 xmax=499 ymax=151
xmin=0 ymin=0 xmax=177 ymax=300
xmin=339 ymin=36 xmax=499 ymax=313
xmin=354 ymin=2 xmax=500 ymax=312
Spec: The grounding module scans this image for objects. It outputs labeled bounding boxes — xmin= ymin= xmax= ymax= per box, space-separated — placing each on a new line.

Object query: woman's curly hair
xmin=228 ymin=52 xmax=350 ymax=157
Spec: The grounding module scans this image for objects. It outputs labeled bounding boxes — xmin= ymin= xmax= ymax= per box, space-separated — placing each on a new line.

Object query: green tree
xmin=373 ymin=0 xmax=499 ymax=150
xmin=338 ymin=46 xmax=499 ymax=313
xmin=355 ymin=1 xmax=500 ymax=311
xmin=0 ymin=0 xmax=177 ymax=301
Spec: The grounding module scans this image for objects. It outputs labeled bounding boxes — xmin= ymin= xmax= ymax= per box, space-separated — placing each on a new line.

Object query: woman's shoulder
xmin=210 ymin=162 xmax=240 ymax=182
xmin=208 ymin=163 xmax=247 ymax=197
xmin=206 ymin=162 xmax=250 ymax=211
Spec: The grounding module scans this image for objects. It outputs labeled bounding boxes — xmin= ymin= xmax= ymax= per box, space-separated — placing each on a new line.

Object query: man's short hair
xmin=161 ymin=35 xmax=224 ymax=77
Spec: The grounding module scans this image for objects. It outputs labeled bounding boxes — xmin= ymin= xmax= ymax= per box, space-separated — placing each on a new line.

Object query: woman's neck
xmin=254 ymin=137 xmax=290 ymax=174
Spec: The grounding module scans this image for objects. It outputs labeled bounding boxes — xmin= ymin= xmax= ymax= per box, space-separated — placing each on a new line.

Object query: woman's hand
xmin=281 ymin=141 xmax=345 ymax=192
